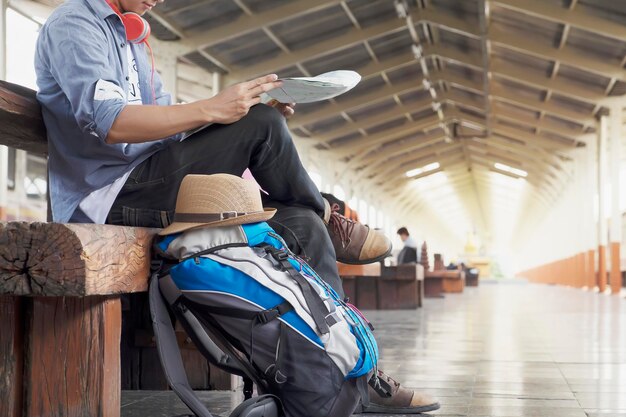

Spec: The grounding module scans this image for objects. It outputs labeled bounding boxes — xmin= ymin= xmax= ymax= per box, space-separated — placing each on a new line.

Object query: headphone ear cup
xmin=122 ymin=12 xmax=151 ymax=44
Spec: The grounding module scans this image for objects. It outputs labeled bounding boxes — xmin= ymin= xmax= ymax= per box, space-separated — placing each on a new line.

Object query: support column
xmin=609 ymin=104 xmax=623 ymax=294
xmin=598 ymin=116 xmax=609 ymax=293
xmin=212 ymin=72 xmax=221 ymax=95
xmin=587 ymin=130 xmax=598 ymax=289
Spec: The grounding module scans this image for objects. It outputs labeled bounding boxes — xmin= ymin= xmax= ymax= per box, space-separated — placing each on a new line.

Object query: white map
xmin=266 ymin=70 xmax=361 ymax=103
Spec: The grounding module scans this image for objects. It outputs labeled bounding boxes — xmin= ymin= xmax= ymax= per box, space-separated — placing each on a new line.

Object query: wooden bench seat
xmin=424 ymin=269 xmax=466 ymax=297
xmin=338 ymin=262 xmax=424 ymax=310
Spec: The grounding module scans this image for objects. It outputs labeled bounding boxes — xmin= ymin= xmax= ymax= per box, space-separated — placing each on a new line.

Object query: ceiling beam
xmin=470 ymin=153 xmax=560 ymax=198
xmin=445 ymin=92 xmax=587 ymax=139
xmin=224 ymin=7 xmax=484 ymax=83
xmin=492 ymin=106 xmax=585 ymax=138
xmin=492 ymin=0 xmax=626 ymax=42
xmin=368 ymin=143 xmax=464 ymax=181
xmin=489 ymin=26 xmax=626 ymax=82
xmin=470 ymin=136 xmax=566 ymax=175
xmin=490 ymin=125 xmax=576 ymax=153
xmin=432 ymin=46 xmax=608 ymax=104
xmin=225 ymin=17 xmax=407 ymax=82
xmin=314 ymin=99 xmax=434 ymax=143
xmin=444 ymin=72 xmax=596 ymax=126
xmin=352 ymin=129 xmax=445 ymax=168
xmin=490 ymin=85 xmax=595 ymax=126
xmin=381 ymin=152 xmax=468 ymax=191
xmin=466 ymin=143 xmax=560 ymax=182
xmin=180 ymin=0 xmax=343 ymax=49
xmin=329 ymin=115 xmax=442 ymax=157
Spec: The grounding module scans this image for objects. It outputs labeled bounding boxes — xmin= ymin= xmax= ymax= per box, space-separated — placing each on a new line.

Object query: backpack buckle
xmin=257 ymin=308 xmax=280 ymax=324
xmin=150 ymin=259 xmax=163 ymax=274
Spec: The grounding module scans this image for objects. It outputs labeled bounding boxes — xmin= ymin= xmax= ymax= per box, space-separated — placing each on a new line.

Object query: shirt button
xmin=120 ymin=42 xmax=126 ymax=48
xmin=125 ymin=76 xmax=130 ymax=81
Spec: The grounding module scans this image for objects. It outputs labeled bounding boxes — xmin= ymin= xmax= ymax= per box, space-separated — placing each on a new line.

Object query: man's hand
xmin=266 ymin=100 xmax=296 ymax=119
xmin=203 ymin=74 xmax=283 ymax=124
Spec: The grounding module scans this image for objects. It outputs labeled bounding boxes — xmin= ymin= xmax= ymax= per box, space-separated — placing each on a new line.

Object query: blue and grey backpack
xmin=150 ymin=221 xmax=382 ymax=417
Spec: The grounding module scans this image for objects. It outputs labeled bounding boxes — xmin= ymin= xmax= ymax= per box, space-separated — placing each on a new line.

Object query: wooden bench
xmin=424 ymin=269 xmax=465 ymax=296
xmin=0 ymin=222 xmax=154 ymax=417
xmin=338 ymin=262 xmax=424 ymax=309
xmin=420 ymin=244 xmax=465 ymax=297
xmin=465 ymin=267 xmax=479 ymax=287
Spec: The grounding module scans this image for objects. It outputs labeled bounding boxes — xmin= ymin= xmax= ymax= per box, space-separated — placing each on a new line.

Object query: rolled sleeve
xmin=41 ymin=12 xmax=125 ymax=141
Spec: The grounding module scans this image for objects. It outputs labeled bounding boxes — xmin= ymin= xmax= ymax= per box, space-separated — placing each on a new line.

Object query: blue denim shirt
xmin=35 ymin=0 xmax=177 ymax=222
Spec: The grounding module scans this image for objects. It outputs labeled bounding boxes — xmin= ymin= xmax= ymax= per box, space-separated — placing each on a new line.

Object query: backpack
xmin=150 ymin=221 xmax=381 ymax=417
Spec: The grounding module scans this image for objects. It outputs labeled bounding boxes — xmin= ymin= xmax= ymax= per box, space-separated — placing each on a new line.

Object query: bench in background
xmin=338 ymin=262 xmax=424 ymax=309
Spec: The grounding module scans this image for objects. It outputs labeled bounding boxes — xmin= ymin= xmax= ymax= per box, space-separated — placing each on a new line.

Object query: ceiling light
xmin=494 ymin=162 xmax=527 ymax=178
xmin=405 ymin=162 xmax=440 ymax=177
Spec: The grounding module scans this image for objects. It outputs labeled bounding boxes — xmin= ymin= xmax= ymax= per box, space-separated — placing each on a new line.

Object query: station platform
xmin=122 ymin=281 xmax=626 ymax=417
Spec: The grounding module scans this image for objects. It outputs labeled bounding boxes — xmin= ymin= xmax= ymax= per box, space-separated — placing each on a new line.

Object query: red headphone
xmin=105 ymin=0 xmax=157 ymax=102
xmin=105 ymin=0 xmax=151 ymax=44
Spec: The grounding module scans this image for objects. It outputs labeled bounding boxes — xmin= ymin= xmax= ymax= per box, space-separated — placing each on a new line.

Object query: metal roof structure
xmin=9 ymin=0 xmax=626 ymax=250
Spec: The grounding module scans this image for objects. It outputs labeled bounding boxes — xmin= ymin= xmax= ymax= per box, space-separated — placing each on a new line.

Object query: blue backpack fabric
xmin=153 ymin=221 xmax=379 ymax=417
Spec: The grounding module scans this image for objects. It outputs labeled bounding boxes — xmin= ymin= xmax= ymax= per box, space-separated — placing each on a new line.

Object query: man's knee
xmin=268 ymin=206 xmax=328 ymax=258
xmin=243 ymin=104 xmax=286 ymax=132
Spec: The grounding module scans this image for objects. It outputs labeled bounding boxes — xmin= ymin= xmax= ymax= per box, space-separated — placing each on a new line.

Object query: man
xmin=34 ymin=0 xmax=439 ymax=413
xmin=397 ymin=227 xmax=419 ymax=265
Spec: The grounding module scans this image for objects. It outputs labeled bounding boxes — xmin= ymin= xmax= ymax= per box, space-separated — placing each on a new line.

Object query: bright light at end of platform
xmin=405 ymin=162 xmax=440 ymax=177
xmin=494 ymin=163 xmax=527 ymax=178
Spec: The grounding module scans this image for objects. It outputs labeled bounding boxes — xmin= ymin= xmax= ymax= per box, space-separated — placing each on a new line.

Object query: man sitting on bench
xmin=34 ymin=0 xmax=439 ymax=413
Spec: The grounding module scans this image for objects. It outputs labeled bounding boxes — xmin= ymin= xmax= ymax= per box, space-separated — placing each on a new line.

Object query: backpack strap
xmin=157 ymin=274 xmax=248 ymax=377
xmin=151 ymin=273 xmax=285 ymax=417
xmin=149 ymin=273 xmax=216 ymax=417
xmin=257 ymin=244 xmax=331 ymax=335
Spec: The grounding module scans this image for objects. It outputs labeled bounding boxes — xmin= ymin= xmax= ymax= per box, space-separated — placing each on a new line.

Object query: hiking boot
xmin=355 ymin=370 xmax=440 ymax=414
xmin=323 ymin=199 xmax=392 ymax=265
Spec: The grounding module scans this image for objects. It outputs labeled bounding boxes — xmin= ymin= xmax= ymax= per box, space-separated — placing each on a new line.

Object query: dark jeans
xmin=107 ymin=104 xmax=343 ymax=297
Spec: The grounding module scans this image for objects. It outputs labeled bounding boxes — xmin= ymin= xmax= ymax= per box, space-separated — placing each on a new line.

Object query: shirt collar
xmin=84 ymin=0 xmax=119 ymax=20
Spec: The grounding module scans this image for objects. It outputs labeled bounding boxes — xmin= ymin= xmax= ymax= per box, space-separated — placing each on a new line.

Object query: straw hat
xmin=158 ymin=174 xmax=276 ymax=236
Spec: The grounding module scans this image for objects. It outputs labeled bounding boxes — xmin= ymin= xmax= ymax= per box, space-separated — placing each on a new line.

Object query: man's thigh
xmin=108 ymin=124 xmax=253 ymax=227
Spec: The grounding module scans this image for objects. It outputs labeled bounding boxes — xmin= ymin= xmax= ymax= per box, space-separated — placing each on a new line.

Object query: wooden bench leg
xmin=0 ymin=296 xmax=24 ymax=417
xmin=25 ymin=296 xmax=121 ymax=417
xmin=424 ymin=278 xmax=444 ymax=298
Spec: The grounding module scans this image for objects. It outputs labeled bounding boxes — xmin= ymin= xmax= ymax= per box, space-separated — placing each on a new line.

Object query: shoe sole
xmin=337 ymin=245 xmax=393 ymax=265
xmin=354 ymin=401 xmax=440 ymax=414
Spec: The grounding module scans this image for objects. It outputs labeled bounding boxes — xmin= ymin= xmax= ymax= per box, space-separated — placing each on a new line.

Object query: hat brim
xmin=158 ymin=208 xmax=277 ymax=236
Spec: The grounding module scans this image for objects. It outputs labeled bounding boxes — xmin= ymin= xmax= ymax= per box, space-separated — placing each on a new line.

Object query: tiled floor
xmin=122 ymin=281 xmax=626 ymax=416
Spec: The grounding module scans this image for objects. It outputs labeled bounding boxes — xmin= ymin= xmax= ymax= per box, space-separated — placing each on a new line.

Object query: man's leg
xmin=265 ymin=202 xmax=344 ymax=298
xmin=109 ymin=105 xmax=324 ymax=225
xmin=108 ymin=104 xmax=390 ymax=266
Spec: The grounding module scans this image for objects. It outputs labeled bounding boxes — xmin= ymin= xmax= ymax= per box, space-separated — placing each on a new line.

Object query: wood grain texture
xmin=0 ymin=222 xmax=158 ymax=296
xmin=25 ymin=296 xmax=121 ymax=417
xmin=0 ymin=81 xmax=48 ymax=155
xmin=0 ymin=296 xmax=24 ymax=417
xmin=379 ymin=265 xmax=421 ymax=309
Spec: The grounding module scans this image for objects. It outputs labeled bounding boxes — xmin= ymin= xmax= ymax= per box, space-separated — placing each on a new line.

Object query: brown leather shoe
xmin=324 ymin=202 xmax=392 ymax=265
xmin=355 ymin=371 xmax=440 ymax=414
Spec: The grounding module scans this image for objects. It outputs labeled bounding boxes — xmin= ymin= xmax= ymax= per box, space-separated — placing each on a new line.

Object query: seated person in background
xmin=396 ymin=227 xmax=419 ymax=264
